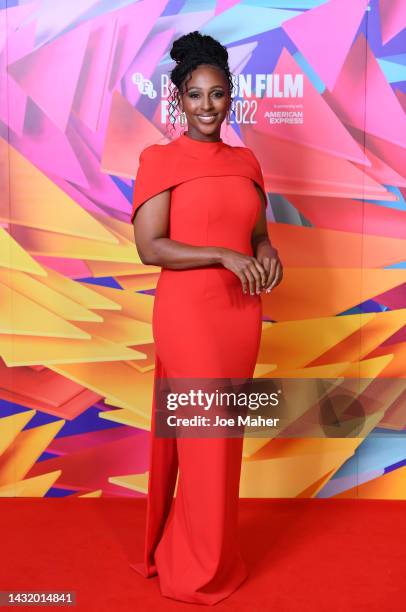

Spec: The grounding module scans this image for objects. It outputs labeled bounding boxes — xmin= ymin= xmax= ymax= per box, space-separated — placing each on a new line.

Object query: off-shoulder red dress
xmin=130 ymin=132 xmax=267 ymax=605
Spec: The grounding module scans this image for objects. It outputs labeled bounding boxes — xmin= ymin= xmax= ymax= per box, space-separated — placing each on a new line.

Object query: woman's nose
xmin=200 ymin=95 xmax=214 ymax=110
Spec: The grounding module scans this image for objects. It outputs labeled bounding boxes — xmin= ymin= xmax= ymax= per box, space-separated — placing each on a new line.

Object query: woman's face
xmin=178 ymin=64 xmax=230 ymax=141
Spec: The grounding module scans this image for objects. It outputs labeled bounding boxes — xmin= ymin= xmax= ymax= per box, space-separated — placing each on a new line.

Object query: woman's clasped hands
xmin=220 ymin=244 xmax=283 ymax=296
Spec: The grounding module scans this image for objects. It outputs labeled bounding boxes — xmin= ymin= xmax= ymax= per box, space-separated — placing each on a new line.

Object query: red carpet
xmin=0 ymin=498 xmax=404 ymax=611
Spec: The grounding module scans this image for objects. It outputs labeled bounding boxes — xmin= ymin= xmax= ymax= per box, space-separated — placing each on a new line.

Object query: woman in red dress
xmin=131 ymin=31 xmax=283 ymax=605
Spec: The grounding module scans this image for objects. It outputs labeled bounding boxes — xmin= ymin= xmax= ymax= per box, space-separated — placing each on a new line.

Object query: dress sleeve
xmin=130 ymin=145 xmax=160 ymax=223
xmin=244 ymin=147 xmax=268 ymax=208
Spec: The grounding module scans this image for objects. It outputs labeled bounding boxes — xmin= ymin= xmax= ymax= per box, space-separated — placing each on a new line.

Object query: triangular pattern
xmin=215 ymin=0 xmax=240 ymax=16
xmin=324 ymin=33 xmax=406 ymax=147
xmin=0 ymin=1 xmax=38 ymax=51
xmin=108 ymin=0 xmax=169 ymax=91
xmin=123 ymin=28 xmax=175 ymax=107
xmin=2 ymin=139 xmax=118 ymax=242
xmin=282 ymin=0 xmax=369 ymax=90
xmin=0 ymin=0 xmax=404 ymax=504
xmin=67 ymin=124 xmax=135 ymax=213
xmin=17 ymin=0 xmax=98 ymax=47
xmin=379 ymin=0 xmax=406 ymax=45
xmin=72 ymin=16 xmax=117 ymax=132
xmin=254 ymin=48 xmax=367 ymax=164
xmin=242 ymin=128 xmax=396 ymax=201
xmin=263 ymin=222 xmax=406 ymax=268
xmin=101 ymin=92 xmax=168 ymax=179
xmin=0 ymin=19 xmax=36 ymax=135
xmin=261 ymin=268 xmax=406 ymax=320
xmin=9 ymin=99 xmax=89 ymax=187
xmin=0 ymin=227 xmax=45 ymax=275
xmin=0 ymin=419 xmax=65 ymax=486
xmin=8 ymin=19 xmax=91 ymax=131
xmin=287 ymin=194 xmax=406 ymax=238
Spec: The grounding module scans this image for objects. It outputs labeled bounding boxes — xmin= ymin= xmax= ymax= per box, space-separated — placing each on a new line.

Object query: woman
xmin=130 ymin=31 xmax=283 ymax=605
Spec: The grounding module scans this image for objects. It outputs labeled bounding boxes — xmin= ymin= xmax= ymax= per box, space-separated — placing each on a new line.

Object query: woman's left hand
xmin=256 ymin=242 xmax=283 ymax=293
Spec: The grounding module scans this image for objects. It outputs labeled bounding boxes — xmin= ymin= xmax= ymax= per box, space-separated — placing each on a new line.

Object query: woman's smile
xmin=197 ymin=114 xmax=218 ymax=124
xmin=177 ymin=64 xmax=230 ymax=140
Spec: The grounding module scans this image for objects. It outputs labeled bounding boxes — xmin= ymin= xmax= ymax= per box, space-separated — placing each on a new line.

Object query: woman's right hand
xmin=219 ymin=248 xmax=267 ymax=295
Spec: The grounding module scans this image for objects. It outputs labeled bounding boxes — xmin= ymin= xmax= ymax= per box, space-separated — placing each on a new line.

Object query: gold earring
xmin=179 ymin=111 xmax=186 ymax=126
xmin=226 ymin=110 xmax=231 ymax=124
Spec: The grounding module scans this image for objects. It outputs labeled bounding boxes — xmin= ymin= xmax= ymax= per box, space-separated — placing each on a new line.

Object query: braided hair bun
xmin=167 ymin=31 xmax=235 ymax=134
xmin=170 ymin=31 xmax=229 ymax=68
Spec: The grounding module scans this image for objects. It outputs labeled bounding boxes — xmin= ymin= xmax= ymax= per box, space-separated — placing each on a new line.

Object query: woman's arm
xmin=251 ymin=185 xmax=283 ymax=292
xmin=133 ymin=190 xmax=267 ymax=295
xmin=133 ymin=189 xmax=223 ymax=267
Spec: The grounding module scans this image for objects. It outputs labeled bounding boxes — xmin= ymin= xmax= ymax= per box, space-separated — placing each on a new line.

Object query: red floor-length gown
xmin=130 ymin=132 xmax=267 ymax=605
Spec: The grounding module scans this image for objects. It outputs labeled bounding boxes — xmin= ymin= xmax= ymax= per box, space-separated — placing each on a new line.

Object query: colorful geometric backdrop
xmin=0 ymin=0 xmax=405 ymax=499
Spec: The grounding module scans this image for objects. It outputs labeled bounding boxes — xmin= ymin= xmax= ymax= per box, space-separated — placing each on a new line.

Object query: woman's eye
xmin=188 ymin=91 xmax=224 ymax=98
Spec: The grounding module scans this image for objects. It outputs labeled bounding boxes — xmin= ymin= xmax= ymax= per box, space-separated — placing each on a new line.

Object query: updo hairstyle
xmin=167 ymin=31 xmax=236 ymax=133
